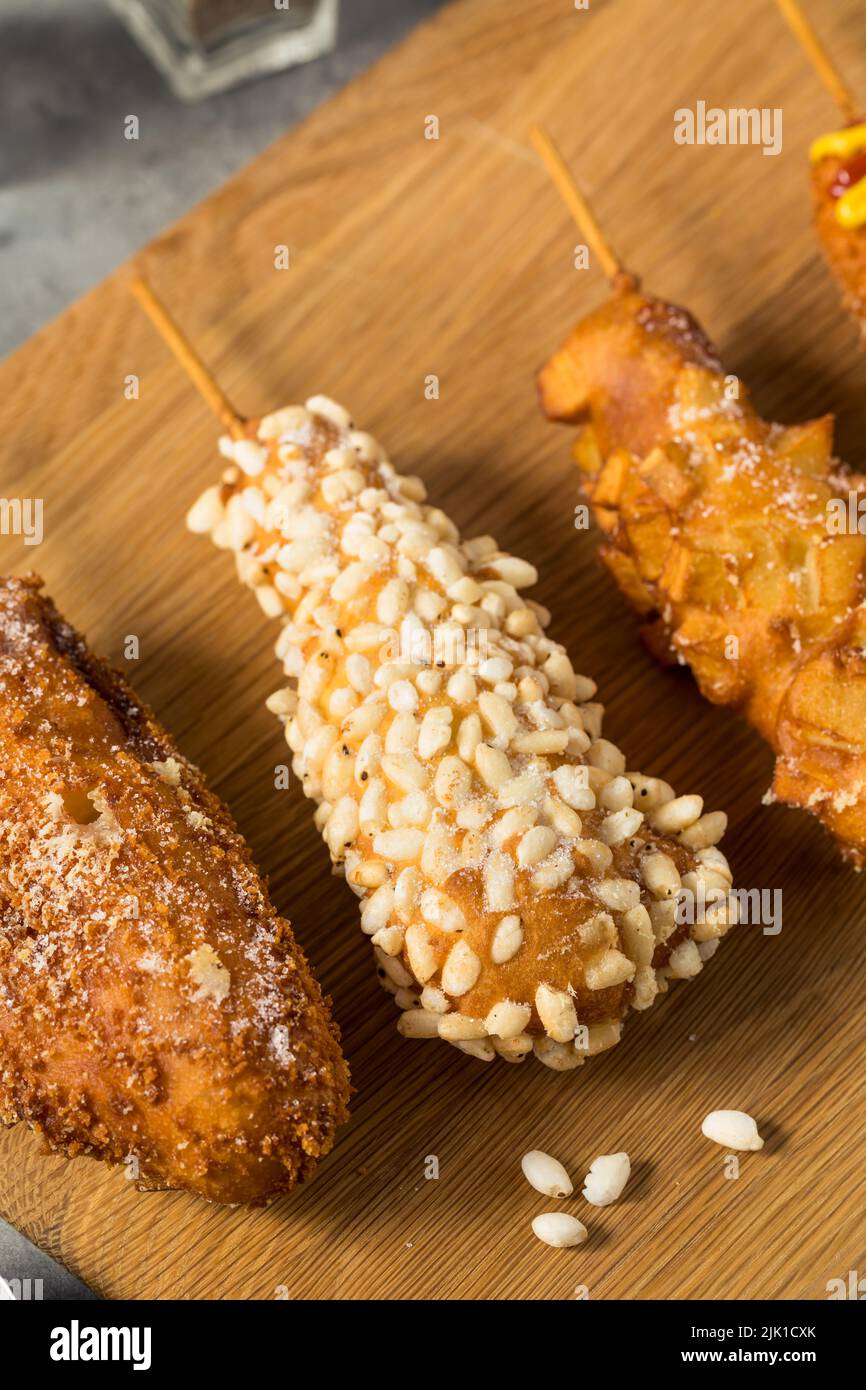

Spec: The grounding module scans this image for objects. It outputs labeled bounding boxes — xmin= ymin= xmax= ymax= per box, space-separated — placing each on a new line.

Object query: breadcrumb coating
xmin=0 ymin=576 xmax=349 ymax=1203
xmin=540 ymin=285 xmax=866 ymax=864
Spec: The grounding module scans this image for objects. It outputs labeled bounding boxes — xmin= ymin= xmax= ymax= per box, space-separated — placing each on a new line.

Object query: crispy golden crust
xmin=813 ymin=155 xmax=866 ymax=334
xmin=540 ymin=289 xmax=866 ymax=865
xmin=0 ymin=576 xmax=349 ymax=1203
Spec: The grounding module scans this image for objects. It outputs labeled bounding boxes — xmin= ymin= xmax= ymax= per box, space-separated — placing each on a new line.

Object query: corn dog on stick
xmin=533 ymin=129 xmax=866 ymax=866
xmin=774 ymin=2 xmax=866 ymax=335
xmin=0 ymin=575 xmax=349 ymax=1203
xmin=183 ymin=390 xmax=738 ymax=1069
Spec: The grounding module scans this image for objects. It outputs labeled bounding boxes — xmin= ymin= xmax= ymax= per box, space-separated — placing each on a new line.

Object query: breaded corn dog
xmin=539 ymin=282 xmax=866 ymax=864
xmin=0 ymin=576 xmax=348 ymax=1203
xmin=530 ymin=120 xmax=866 ymax=867
xmin=187 ymin=397 xmax=738 ymax=1069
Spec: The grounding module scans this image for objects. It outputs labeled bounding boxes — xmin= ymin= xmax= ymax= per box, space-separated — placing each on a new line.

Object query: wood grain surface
xmin=2 ymin=0 xmax=866 ymax=1301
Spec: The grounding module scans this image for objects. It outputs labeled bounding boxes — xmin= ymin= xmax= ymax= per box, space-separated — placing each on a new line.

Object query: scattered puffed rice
xmin=521 ymin=1149 xmax=573 ymax=1198
xmin=531 ymin=1213 xmax=588 ymax=1248
xmin=701 ymin=1110 xmax=764 ymax=1151
xmin=581 ymin=1151 xmax=631 ymax=1206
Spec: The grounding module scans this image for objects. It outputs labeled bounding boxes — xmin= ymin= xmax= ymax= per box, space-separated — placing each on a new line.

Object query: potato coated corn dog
xmin=540 ymin=282 xmax=866 ymax=865
xmin=188 ymin=397 xmax=738 ymax=1068
xmin=0 ymin=576 xmax=348 ymax=1202
xmin=531 ymin=122 xmax=866 ymax=867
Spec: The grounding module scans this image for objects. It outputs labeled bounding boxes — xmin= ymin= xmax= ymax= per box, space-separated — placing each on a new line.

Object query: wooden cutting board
xmin=2 ymin=0 xmax=866 ymax=1302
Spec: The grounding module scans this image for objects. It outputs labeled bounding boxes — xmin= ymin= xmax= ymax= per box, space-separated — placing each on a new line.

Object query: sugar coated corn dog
xmin=187 ymin=395 xmax=738 ymax=1069
xmin=0 ymin=575 xmax=349 ymax=1202
xmin=533 ymin=126 xmax=866 ymax=867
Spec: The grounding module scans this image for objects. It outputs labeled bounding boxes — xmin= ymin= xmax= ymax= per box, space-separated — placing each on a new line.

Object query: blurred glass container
xmin=107 ymin=0 xmax=339 ymax=101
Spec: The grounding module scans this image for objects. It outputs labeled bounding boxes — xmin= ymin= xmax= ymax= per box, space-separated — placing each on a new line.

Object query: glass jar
xmin=107 ymin=0 xmax=339 ymax=101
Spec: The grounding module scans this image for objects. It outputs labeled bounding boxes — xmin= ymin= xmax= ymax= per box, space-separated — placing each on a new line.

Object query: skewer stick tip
xmin=528 ymin=124 xmax=633 ymax=289
xmin=130 ymin=274 xmax=247 ymax=440
xmin=775 ymin=0 xmax=859 ymax=123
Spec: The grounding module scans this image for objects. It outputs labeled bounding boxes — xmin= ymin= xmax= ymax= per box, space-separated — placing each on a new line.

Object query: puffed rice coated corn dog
xmin=539 ymin=282 xmax=866 ymax=865
xmin=0 ymin=576 xmax=348 ymax=1202
xmin=188 ymin=398 xmax=738 ymax=1068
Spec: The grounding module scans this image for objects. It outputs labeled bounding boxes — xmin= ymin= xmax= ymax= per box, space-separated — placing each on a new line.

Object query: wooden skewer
xmin=130 ymin=275 xmax=247 ymax=440
xmin=528 ymin=124 xmax=635 ymax=289
xmin=775 ymin=0 xmax=860 ymax=124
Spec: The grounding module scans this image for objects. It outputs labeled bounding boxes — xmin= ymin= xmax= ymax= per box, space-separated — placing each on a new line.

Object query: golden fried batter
xmin=540 ymin=284 xmax=866 ymax=865
xmin=0 ymin=576 xmax=349 ymax=1203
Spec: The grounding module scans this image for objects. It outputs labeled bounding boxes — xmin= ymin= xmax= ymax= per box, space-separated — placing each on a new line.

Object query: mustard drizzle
xmin=810 ymin=123 xmax=866 ymax=228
